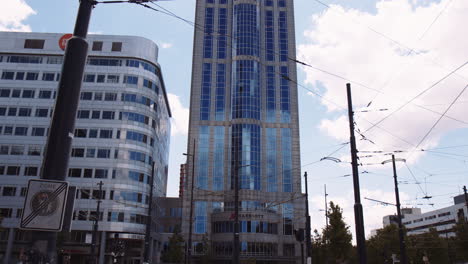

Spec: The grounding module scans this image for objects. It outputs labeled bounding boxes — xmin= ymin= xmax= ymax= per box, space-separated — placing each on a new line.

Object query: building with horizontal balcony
xmin=380 ymin=195 xmax=467 ymax=238
xmin=0 ymin=31 xmax=171 ymax=264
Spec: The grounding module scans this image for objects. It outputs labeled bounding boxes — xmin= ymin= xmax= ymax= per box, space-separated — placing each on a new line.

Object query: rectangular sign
xmin=20 ymin=179 xmax=69 ymax=231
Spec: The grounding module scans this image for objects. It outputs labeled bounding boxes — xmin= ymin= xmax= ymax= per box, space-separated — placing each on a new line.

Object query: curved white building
xmin=0 ymin=32 xmax=171 ymax=264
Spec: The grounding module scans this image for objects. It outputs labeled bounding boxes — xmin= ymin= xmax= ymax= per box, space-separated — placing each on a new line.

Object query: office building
xmin=380 ymin=195 xmax=467 ymax=237
xmin=182 ymin=0 xmax=304 ymax=263
xmin=0 ymin=32 xmax=171 ymax=264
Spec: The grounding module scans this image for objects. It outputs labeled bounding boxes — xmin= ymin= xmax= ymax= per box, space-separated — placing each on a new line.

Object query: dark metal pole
xmin=325 ymin=184 xmax=329 ymax=229
xmin=143 ymin=162 xmax=155 ymax=263
xmin=391 ymin=155 xmax=407 ymax=264
xmin=324 ymin=184 xmax=329 ymax=264
xmin=233 ymin=147 xmax=240 ymax=264
xmin=463 ymin=186 xmax=468 ymax=213
xmin=304 ymin=172 xmax=312 ymax=258
xmin=34 ymin=0 xmax=94 ymax=262
xmin=301 ymin=242 xmax=304 ymax=264
xmin=346 ymin=83 xmax=367 ymax=264
xmin=91 ymin=181 xmax=103 ymax=263
xmin=186 ymin=140 xmax=196 ymax=264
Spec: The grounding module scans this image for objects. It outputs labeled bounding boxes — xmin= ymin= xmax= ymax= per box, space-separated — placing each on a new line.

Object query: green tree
xmin=367 ymin=224 xmax=401 ymax=264
xmin=161 ymin=225 xmax=185 ymax=263
xmin=453 ymin=215 xmax=468 ymax=261
xmin=322 ymin=201 xmax=353 ymax=263
xmin=406 ymin=228 xmax=448 ymax=264
xmin=311 ymin=229 xmax=325 ymax=264
xmin=199 ymin=234 xmax=212 ymax=264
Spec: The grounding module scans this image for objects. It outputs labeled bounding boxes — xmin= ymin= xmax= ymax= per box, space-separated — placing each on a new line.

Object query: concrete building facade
xmin=0 ymin=32 xmax=171 ymax=264
xmin=182 ymin=0 xmax=304 ymax=263
xmin=381 ymin=195 xmax=468 ymax=238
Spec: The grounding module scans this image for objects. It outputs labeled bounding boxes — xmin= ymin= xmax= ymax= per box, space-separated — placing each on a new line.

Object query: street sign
xmin=20 ymin=179 xmax=69 ymax=231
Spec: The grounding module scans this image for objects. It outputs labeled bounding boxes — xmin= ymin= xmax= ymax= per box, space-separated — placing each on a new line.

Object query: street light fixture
xmin=382 ymin=155 xmax=407 ymax=264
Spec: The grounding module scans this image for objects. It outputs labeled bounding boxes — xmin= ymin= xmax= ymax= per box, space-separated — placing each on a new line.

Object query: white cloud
xmin=298 ymin=0 xmax=468 ymax=164
xmin=167 ymin=93 xmax=189 ymax=136
xmin=0 ymin=0 xmax=36 ymax=32
xmin=160 ymin=42 xmax=173 ymax=49
xmin=310 ymin=188 xmax=410 ymax=241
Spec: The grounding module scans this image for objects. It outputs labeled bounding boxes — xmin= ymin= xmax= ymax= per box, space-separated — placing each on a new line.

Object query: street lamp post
xmin=382 ymin=155 xmax=407 ymax=264
xmin=183 ymin=139 xmax=196 ymax=264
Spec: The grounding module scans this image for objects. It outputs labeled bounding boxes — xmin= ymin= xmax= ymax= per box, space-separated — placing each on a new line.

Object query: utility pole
xmin=184 ymin=139 xmax=196 ymax=264
xmin=143 ymin=162 xmax=155 ymax=263
xmin=324 ymin=184 xmax=329 ymax=264
xmin=390 ymin=155 xmax=407 ymax=264
xmin=324 ymin=184 xmax=329 ymax=230
xmin=91 ymin=181 xmax=103 ymax=264
xmin=304 ymin=172 xmax=312 ymax=259
xmin=33 ymin=0 xmax=95 ymax=262
xmin=346 ymin=83 xmax=367 ymax=264
xmin=233 ymin=146 xmax=241 ymax=264
xmin=464 ymin=186 xmax=468 ymax=210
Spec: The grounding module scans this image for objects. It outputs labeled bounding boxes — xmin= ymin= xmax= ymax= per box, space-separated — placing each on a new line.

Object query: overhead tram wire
xmin=406 ymin=83 xmax=468 ymax=159
xmin=365 ymin=0 xmax=456 ymax=105
xmin=132 ymin=2 xmax=465 ymax=197
xmin=139 ymin=1 xmax=467 ymax=130
xmin=364 ymin=60 xmax=468 ymax=134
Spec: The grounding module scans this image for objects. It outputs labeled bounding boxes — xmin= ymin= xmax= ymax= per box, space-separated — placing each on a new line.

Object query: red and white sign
xmin=58 ymin=34 xmax=73 ymax=51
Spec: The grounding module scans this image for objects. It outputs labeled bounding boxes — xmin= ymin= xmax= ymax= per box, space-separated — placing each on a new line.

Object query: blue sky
xmin=3 ymin=0 xmax=467 ymax=238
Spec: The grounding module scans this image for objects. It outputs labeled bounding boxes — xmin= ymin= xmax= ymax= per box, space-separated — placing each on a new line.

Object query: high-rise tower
xmin=183 ymin=0 xmax=303 ymax=262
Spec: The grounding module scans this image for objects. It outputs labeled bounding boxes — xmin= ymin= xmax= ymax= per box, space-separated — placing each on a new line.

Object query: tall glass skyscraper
xmin=183 ymin=0 xmax=304 ymax=263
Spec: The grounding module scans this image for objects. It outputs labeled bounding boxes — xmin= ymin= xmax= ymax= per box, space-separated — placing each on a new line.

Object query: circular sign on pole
xmin=58 ymin=34 xmax=73 ymax=51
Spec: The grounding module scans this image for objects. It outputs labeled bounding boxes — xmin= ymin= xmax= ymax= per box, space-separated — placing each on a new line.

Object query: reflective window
xmin=281 ymin=128 xmax=292 ymax=192
xmin=203 ymin=8 xmax=214 ymax=58
xmin=231 ymin=124 xmax=261 ymax=190
xmin=200 ymin=63 xmax=212 ymax=121
xmin=217 ymin=8 xmax=227 ymax=59
xmin=278 ymin=11 xmax=288 ymax=61
xmin=265 ymin=10 xmax=275 ymax=61
xmin=119 ymin=111 xmax=149 ymax=124
xmin=233 ymin=4 xmax=260 ymax=57
xmin=194 ymin=201 xmax=207 ymax=234
xmin=283 ymin=203 xmax=293 ymax=235
xmin=266 ymin=128 xmax=277 ymax=192
xmin=215 ymin=63 xmax=226 ymax=121
xmin=197 ymin=126 xmax=210 ymax=189
xmin=280 ymin=66 xmax=290 ymax=123
xmin=232 ymin=60 xmax=260 ymax=120
xmin=266 ymin=66 xmax=276 ymax=122
xmin=212 ymin=126 xmax=224 ymax=191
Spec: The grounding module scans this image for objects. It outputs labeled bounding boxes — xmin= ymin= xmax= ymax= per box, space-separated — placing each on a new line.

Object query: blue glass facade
xmin=280 ymin=66 xmax=291 ymax=123
xmin=197 ymin=126 xmax=210 ymax=189
xmin=282 ymin=128 xmax=292 ymax=192
xmin=195 ymin=201 xmax=207 ymax=234
xmin=186 ymin=0 xmax=302 ymax=259
xmin=217 ymin=8 xmax=227 ymax=59
xmin=278 ymin=11 xmax=289 ymax=62
xmin=200 ymin=63 xmax=211 ymax=121
xmin=232 ymin=60 xmax=261 ymax=120
xmin=232 ymin=124 xmax=260 ymax=191
xmin=265 ymin=10 xmax=275 ymax=61
xmin=266 ymin=128 xmax=277 ymax=192
xmin=215 ymin=63 xmax=226 ymax=121
xmin=266 ymin=66 xmax=276 ymax=122
xmin=213 ymin=126 xmax=225 ymax=191
xmin=233 ymin=4 xmax=260 ymax=57
xmin=203 ymin=7 xmax=214 ymax=59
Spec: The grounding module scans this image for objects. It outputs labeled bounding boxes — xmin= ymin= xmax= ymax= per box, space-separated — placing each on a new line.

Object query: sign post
xmin=20 ymin=179 xmax=69 ymax=231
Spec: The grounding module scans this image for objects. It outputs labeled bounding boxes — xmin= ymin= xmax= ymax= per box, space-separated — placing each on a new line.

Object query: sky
xmin=3 ymin=0 xmax=468 ymax=240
